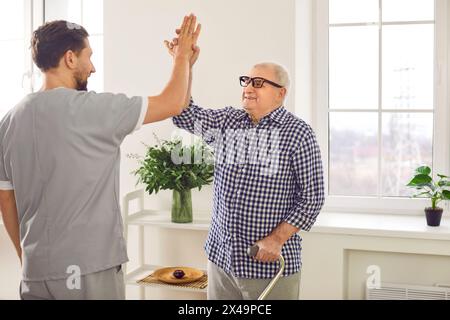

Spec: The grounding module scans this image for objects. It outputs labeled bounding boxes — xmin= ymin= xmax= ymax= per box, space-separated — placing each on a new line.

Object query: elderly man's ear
xmin=280 ymin=88 xmax=287 ymax=100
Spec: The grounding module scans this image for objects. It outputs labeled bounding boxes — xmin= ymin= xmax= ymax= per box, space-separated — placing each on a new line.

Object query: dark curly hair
xmin=31 ymin=20 xmax=89 ymax=72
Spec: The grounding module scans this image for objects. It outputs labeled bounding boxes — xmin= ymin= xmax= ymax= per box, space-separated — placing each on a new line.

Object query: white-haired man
xmin=165 ymin=37 xmax=324 ymax=299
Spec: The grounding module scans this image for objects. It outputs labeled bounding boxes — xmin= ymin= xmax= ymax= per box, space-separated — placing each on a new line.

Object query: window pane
xmin=382 ymin=24 xmax=434 ymax=109
xmin=0 ymin=40 xmax=27 ymax=118
xmin=0 ymin=0 xmax=25 ymax=40
xmin=82 ymin=0 xmax=103 ymax=35
xmin=88 ymin=35 xmax=104 ymax=92
xmin=45 ymin=0 xmax=81 ymax=24
xmin=67 ymin=0 xmax=82 ymax=23
xmin=329 ymin=26 xmax=379 ymax=109
xmin=382 ymin=0 xmax=434 ymax=22
xmin=329 ymin=0 xmax=379 ymax=24
xmin=33 ymin=70 xmax=44 ymax=92
xmin=381 ymin=113 xmax=433 ymax=197
xmin=329 ymin=112 xmax=378 ymax=196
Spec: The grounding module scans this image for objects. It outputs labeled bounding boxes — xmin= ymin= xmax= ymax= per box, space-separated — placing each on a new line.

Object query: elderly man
xmin=0 ymin=15 xmax=200 ymax=300
xmin=166 ymin=38 xmax=325 ymax=299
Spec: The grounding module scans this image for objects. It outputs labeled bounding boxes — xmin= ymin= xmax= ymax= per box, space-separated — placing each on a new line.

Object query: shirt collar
xmin=237 ymin=106 xmax=288 ymax=125
xmin=267 ymin=106 xmax=288 ymax=124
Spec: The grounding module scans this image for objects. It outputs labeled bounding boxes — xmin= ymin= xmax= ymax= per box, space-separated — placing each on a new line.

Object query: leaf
xmin=130 ymin=136 xmax=214 ymax=192
xmin=412 ymin=191 xmax=432 ymax=198
xmin=437 ymin=174 xmax=449 ymax=179
xmin=442 ymin=190 xmax=450 ymax=200
xmin=438 ymin=180 xmax=450 ymax=187
xmin=426 ymin=183 xmax=436 ymax=191
xmin=407 ymin=174 xmax=432 ymax=187
xmin=415 ymin=166 xmax=431 ymax=176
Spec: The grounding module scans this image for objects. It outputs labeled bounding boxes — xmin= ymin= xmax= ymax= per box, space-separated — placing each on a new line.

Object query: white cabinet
xmin=122 ymin=189 xmax=210 ymax=299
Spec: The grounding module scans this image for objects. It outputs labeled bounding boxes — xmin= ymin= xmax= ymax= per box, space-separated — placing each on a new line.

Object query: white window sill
xmin=3 ymin=212 xmax=450 ymax=242
xmin=311 ymin=212 xmax=450 ymax=241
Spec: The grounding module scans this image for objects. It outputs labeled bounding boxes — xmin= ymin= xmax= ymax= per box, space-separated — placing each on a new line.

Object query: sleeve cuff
xmin=133 ymin=96 xmax=148 ymax=132
xmin=284 ymin=211 xmax=317 ymax=232
xmin=0 ymin=181 xmax=14 ymax=190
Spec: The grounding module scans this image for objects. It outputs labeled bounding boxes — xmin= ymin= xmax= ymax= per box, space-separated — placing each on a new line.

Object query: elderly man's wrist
xmin=268 ymin=233 xmax=285 ymax=246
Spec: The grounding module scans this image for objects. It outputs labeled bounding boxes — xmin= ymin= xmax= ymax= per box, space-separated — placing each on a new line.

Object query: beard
xmin=74 ymin=71 xmax=88 ymax=91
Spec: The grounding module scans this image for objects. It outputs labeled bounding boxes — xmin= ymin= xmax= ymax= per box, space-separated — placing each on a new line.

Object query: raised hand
xmin=164 ymin=14 xmax=201 ymax=67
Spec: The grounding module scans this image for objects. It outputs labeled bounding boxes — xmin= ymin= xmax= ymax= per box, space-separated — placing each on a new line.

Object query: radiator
xmin=366 ymin=283 xmax=450 ymax=300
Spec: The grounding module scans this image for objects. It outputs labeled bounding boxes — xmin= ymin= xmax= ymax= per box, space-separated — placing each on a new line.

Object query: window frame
xmin=0 ymin=0 xmax=104 ymax=117
xmin=313 ymin=0 xmax=450 ymax=215
xmin=30 ymin=0 xmax=44 ymax=92
xmin=0 ymin=0 xmax=41 ymax=118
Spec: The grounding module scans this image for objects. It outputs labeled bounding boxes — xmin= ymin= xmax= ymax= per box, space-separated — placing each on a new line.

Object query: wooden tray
xmin=152 ymin=267 xmax=204 ymax=284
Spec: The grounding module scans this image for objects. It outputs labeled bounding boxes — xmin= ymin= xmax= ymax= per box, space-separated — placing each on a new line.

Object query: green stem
xmin=172 ymin=189 xmax=193 ymax=223
xmin=431 ymin=197 xmax=437 ymax=209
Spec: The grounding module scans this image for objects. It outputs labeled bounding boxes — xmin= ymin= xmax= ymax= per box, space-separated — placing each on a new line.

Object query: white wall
xmin=295 ymin=0 xmax=313 ymax=125
xmin=0 ymin=226 xmax=21 ymax=299
xmin=300 ymin=231 xmax=450 ymax=299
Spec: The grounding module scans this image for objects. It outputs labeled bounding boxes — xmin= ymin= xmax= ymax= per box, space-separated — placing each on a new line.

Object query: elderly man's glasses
xmin=239 ymin=76 xmax=283 ymax=89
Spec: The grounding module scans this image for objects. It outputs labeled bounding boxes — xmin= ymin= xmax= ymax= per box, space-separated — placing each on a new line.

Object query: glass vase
xmin=171 ymin=189 xmax=193 ymax=223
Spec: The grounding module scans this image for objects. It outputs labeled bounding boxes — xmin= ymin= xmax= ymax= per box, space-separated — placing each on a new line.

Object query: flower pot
xmin=425 ymin=207 xmax=443 ymax=227
xmin=172 ymin=189 xmax=193 ymax=223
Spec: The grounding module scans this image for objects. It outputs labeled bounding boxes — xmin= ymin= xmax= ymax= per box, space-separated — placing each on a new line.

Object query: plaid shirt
xmin=173 ymin=99 xmax=325 ymax=279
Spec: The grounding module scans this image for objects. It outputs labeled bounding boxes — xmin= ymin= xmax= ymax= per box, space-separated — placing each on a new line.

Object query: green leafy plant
xmin=129 ymin=135 xmax=214 ymax=194
xmin=406 ymin=166 xmax=450 ymax=209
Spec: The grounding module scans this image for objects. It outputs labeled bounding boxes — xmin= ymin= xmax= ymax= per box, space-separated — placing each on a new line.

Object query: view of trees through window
xmin=328 ymin=0 xmax=435 ymax=198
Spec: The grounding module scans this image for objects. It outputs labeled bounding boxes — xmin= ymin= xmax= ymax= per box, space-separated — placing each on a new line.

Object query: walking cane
xmin=247 ymin=245 xmax=285 ymax=300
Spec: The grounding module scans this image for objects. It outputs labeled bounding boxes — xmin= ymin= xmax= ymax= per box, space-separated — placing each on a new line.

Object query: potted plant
xmin=130 ymin=136 xmax=214 ymax=223
xmin=406 ymin=166 xmax=450 ymax=227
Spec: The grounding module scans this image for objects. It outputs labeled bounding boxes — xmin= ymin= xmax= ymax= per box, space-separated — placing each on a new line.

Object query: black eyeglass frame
xmin=239 ymin=76 xmax=284 ymax=89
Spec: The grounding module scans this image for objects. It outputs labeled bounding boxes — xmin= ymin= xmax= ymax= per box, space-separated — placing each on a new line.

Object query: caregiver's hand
xmin=165 ymin=15 xmax=201 ymax=67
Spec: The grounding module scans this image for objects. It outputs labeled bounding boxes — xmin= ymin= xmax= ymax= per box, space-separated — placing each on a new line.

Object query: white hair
xmin=253 ymin=62 xmax=291 ymax=91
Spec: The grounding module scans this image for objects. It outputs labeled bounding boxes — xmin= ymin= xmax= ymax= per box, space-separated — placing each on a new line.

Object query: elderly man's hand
xmin=254 ymin=235 xmax=283 ymax=263
xmin=165 ymin=40 xmax=200 ymax=67
xmin=164 ymin=17 xmax=201 ymax=67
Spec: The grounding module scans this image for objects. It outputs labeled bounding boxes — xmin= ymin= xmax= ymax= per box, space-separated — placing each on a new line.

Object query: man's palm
xmin=164 ymin=26 xmax=201 ymax=67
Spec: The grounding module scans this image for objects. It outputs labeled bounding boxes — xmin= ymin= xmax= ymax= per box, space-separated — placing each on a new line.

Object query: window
xmin=314 ymin=0 xmax=449 ymax=213
xmin=0 ymin=0 xmax=104 ymax=120
xmin=0 ymin=0 xmax=33 ymax=119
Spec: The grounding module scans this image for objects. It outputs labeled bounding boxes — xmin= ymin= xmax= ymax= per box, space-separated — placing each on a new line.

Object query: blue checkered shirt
xmin=173 ymin=99 xmax=325 ymax=279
